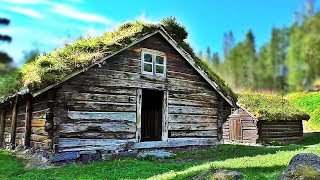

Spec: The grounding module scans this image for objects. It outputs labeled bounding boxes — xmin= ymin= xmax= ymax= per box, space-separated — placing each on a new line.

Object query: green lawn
xmin=0 ymin=133 xmax=319 ymax=180
xmin=287 ymin=91 xmax=320 ymax=132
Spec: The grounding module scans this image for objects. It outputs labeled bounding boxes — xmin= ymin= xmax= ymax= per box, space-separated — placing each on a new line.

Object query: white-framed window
xmin=141 ymin=49 xmax=166 ymax=76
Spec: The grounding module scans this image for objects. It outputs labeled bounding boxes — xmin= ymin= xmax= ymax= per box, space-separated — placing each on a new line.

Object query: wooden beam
xmin=0 ymin=108 xmax=6 ymax=145
xmin=162 ymin=91 xmax=168 ymax=141
xmin=10 ymin=96 xmax=18 ymax=148
xmin=24 ymin=94 xmax=32 ymax=147
xmin=136 ymin=89 xmax=142 ymax=142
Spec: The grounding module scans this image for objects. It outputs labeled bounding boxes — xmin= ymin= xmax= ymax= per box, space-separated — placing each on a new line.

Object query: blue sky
xmin=0 ymin=0 xmax=317 ymax=66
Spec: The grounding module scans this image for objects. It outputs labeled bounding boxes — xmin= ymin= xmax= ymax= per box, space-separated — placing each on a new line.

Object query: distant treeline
xmin=199 ymin=0 xmax=320 ymax=92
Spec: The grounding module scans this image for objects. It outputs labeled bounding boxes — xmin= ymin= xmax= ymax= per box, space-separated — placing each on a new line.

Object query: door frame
xmin=136 ymin=88 xmax=168 ymax=142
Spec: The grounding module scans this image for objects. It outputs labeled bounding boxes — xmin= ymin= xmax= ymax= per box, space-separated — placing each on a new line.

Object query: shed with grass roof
xmin=0 ymin=19 xmax=237 ymax=161
xmin=223 ymin=92 xmax=310 ymax=144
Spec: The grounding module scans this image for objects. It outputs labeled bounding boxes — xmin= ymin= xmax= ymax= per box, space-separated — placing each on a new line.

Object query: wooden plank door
xmin=230 ymin=119 xmax=242 ymax=141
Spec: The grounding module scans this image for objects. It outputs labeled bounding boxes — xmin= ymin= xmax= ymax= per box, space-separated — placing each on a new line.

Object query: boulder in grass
xmin=137 ymin=150 xmax=175 ymax=159
xmin=281 ymin=153 xmax=320 ymax=180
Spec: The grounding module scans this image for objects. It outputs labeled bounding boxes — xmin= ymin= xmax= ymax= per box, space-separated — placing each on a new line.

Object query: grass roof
xmin=0 ymin=18 xmax=236 ymax=105
xmin=238 ymin=92 xmax=310 ymax=121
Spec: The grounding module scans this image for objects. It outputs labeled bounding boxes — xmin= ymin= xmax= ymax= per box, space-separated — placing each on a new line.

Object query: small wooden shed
xmin=223 ymin=92 xmax=310 ymax=144
xmin=0 ymin=21 xmax=236 ymax=161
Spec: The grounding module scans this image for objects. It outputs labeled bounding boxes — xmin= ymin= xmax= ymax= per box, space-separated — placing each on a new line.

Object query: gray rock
xmin=137 ymin=150 xmax=175 ymax=159
xmin=49 ymin=152 xmax=80 ymax=162
xmin=81 ymin=153 xmax=102 ymax=164
xmin=102 ymin=153 xmax=112 ymax=161
xmin=192 ymin=169 xmax=242 ymax=180
xmin=281 ymin=153 xmax=320 ymax=180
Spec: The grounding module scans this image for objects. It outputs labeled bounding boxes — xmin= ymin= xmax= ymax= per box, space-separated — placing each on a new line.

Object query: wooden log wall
xmin=258 ymin=120 xmax=303 ymax=144
xmin=4 ymin=103 xmax=13 ymax=145
xmin=16 ymin=97 xmax=26 ymax=146
xmin=30 ymin=93 xmax=50 ymax=149
xmin=223 ymin=108 xmax=259 ymax=144
xmin=54 ymin=33 xmax=230 ymax=152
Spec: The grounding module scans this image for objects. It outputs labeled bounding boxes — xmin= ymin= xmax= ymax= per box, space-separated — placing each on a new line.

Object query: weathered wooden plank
xmin=62 ymin=92 xmax=136 ymax=103
xmin=168 ymin=122 xmax=217 ymax=131
xmin=32 ymin=101 xmax=48 ymax=112
xmin=67 ymin=75 xmax=166 ymax=90
xmin=16 ymin=127 xmax=25 ymax=133
xmin=58 ymin=138 xmax=135 ymax=150
xmin=61 ymin=85 xmax=137 ymax=96
xmin=24 ymin=95 xmax=32 ymax=147
xmin=30 ymin=134 xmax=48 ymax=143
xmin=0 ymin=109 xmax=6 ymax=144
xmin=169 ymin=114 xmax=217 ymax=123
xmin=162 ymin=91 xmax=169 ymax=141
xmin=30 ymin=141 xmax=49 ymax=149
xmin=133 ymin=138 xmax=219 ymax=149
xmin=32 ymin=109 xmax=49 ymax=119
xmin=168 ymin=98 xmax=217 ymax=107
xmin=67 ymin=101 xmax=136 ymax=112
xmin=31 ymin=119 xmax=46 ymax=127
xmin=169 ymin=91 xmax=217 ymax=101
xmin=136 ymin=89 xmax=142 ymax=142
xmin=170 ymin=130 xmax=217 ymax=137
xmin=169 ymin=105 xmax=217 ymax=115
xmin=59 ymin=132 xmax=135 ymax=139
xmin=59 ymin=122 xmax=136 ymax=134
xmin=10 ymin=97 xmax=18 ymax=147
xmin=67 ymin=111 xmax=136 ymax=122
xmin=31 ymin=127 xmax=47 ymax=136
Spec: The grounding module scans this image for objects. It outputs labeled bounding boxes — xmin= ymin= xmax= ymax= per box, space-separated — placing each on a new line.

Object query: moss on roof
xmin=0 ymin=19 xmax=236 ymax=105
xmin=238 ymin=92 xmax=310 ymax=121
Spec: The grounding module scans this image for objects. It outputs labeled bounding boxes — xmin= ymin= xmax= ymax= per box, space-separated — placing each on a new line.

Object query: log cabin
xmin=223 ymin=92 xmax=310 ymax=144
xmin=0 ymin=21 xmax=236 ymax=161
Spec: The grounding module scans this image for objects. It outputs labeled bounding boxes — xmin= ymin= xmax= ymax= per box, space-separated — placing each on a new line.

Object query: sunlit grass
xmin=0 ymin=133 xmax=319 ymax=180
xmin=287 ymin=91 xmax=320 ymax=132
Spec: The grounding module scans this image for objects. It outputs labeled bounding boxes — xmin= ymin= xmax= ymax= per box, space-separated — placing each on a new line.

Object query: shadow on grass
xmin=177 ymin=165 xmax=286 ymax=180
xmin=298 ymin=132 xmax=320 ymax=146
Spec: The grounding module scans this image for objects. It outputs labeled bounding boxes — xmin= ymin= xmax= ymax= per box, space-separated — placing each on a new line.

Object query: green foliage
xmin=0 ymin=134 xmax=320 ymax=179
xmin=287 ymin=91 xmax=320 ymax=131
xmin=161 ymin=17 xmax=188 ymax=44
xmin=0 ymin=70 xmax=21 ymax=99
xmin=238 ymin=92 xmax=310 ymax=120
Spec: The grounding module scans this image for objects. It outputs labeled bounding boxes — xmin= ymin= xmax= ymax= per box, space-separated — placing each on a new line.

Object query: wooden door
xmin=230 ymin=119 xmax=242 ymax=141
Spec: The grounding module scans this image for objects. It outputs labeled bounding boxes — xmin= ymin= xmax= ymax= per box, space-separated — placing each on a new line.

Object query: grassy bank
xmin=287 ymin=91 xmax=320 ymax=132
xmin=0 ymin=133 xmax=319 ymax=180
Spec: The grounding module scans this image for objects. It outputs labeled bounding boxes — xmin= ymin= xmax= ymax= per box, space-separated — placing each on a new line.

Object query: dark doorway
xmin=141 ymin=89 xmax=163 ymax=141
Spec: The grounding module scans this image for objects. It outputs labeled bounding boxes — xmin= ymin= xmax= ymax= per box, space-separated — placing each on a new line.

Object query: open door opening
xmin=141 ymin=89 xmax=163 ymax=141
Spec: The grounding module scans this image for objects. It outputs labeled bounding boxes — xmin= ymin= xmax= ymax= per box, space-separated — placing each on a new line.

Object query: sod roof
xmin=238 ymin=92 xmax=310 ymax=121
xmin=0 ymin=20 xmax=237 ymax=105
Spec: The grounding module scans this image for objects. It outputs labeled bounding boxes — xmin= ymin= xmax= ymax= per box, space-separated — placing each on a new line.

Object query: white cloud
xmin=50 ymin=4 xmax=113 ymax=25
xmin=6 ymin=7 xmax=44 ymax=19
xmin=135 ymin=13 xmax=159 ymax=24
xmin=1 ymin=0 xmax=44 ymax=4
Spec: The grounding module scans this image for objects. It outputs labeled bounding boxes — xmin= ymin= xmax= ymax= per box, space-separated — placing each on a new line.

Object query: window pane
xmin=144 ymin=53 xmax=152 ymax=62
xmin=156 ymin=65 xmax=164 ymax=74
xmin=156 ymin=56 xmax=164 ymax=64
xmin=144 ymin=63 xmax=152 ymax=72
